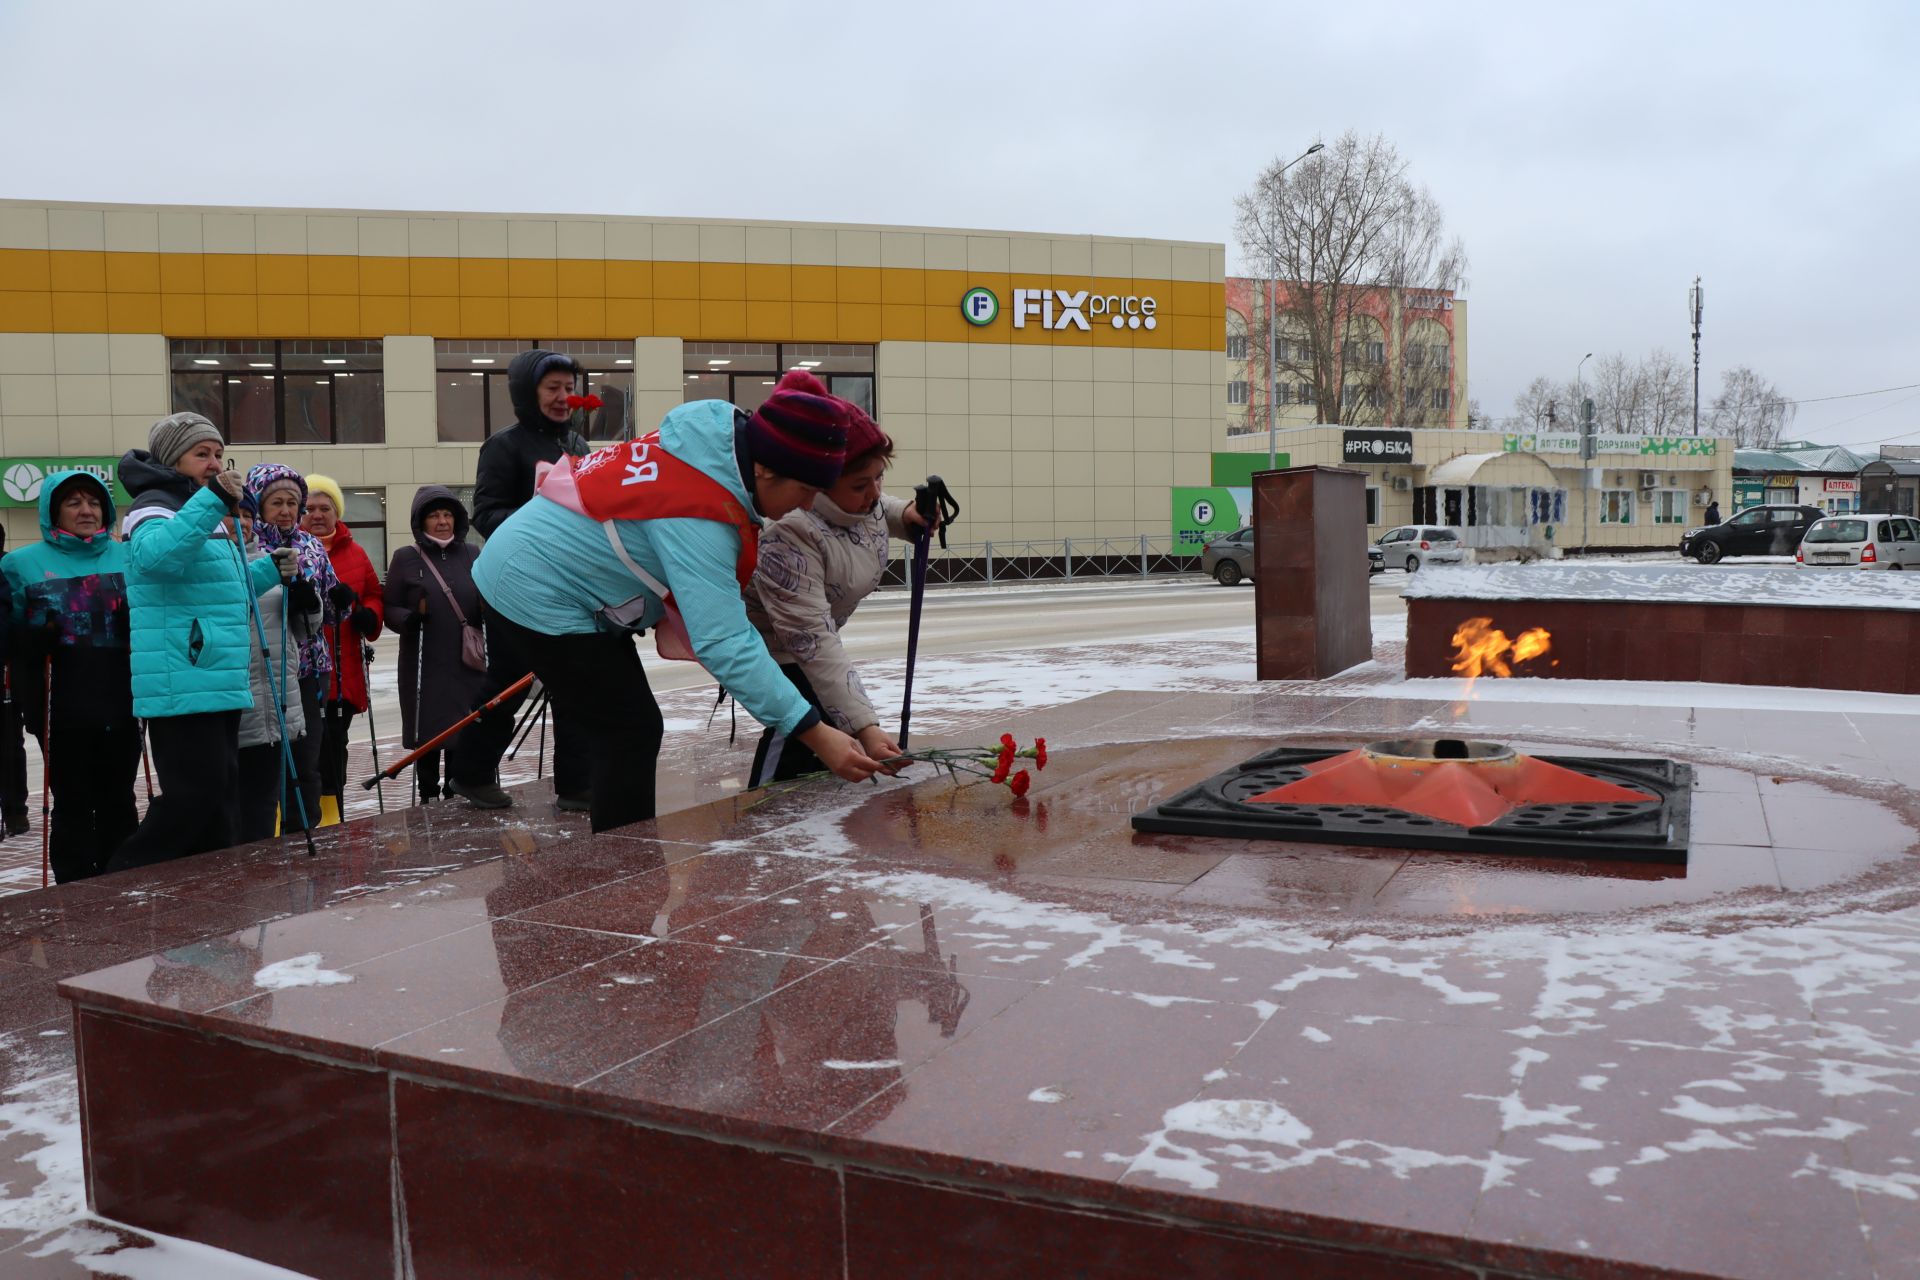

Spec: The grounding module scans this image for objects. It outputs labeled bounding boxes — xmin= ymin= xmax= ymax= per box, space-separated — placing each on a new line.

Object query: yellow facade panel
xmin=509 ymin=297 xmax=558 ymax=335
xmin=743 ymin=263 xmax=790 ymax=302
xmin=0 ymin=249 xmax=52 ymax=292
xmin=104 ymin=251 xmax=160 ymax=294
xmin=360 ymin=296 xmax=410 ymax=335
xmin=744 ymin=300 xmax=792 ymax=341
xmin=457 ymin=258 xmax=507 ymax=297
xmin=360 ymin=257 xmax=410 ymax=297
xmin=556 ymin=298 xmax=606 ymax=336
xmin=457 ymin=296 xmax=509 ymax=336
xmin=308 ymin=256 xmax=358 ymax=295
xmin=160 ymin=294 xmax=205 ymax=336
xmin=699 ymin=300 xmax=746 ymax=337
xmin=922 ymin=303 xmax=969 ymax=344
xmin=1168 ymin=280 xmax=1213 ymax=318
xmin=605 ymin=260 xmax=652 ymax=299
xmin=790 ymin=265 xmax=836 ymax=303
xmin=159 ymin=253 xmax=204 ymax=295
xmin=699 ymin=262 xmax=746 ymax=300
xmin=310 ymin=295 xmax=360 ymax=336
xmin=508 ymin=258 xmax=557 ymax=298
xmin=837 ymin=267 xmax=881 ymax=305
xmin=879 ymin=303 xmax=924 ymax=342
xmin=653 ymin=261 xmax=699 ymax=300
xmin=257 ymin=295 xmax=310 ymax=336
xmin=204 ymin=294 xmax=258 ymax=334
xmin=0 ymin=291 xmax=54 ymax=331
xmin=790 ymin=300 xmax=836 ymax=339
xmin=836 ymin=302 xmax=880 ymax=341
xmin=879 ymin=269 xmax=923 ymax=306
xmin=202 ymin=254 xmax=256 ymax=295
xmin=654 ymin=298 xmax=698 ymax=336
xmin=409 ymin=258 xmax=460 ymax=297
xmin=256 ymin=255 xmax=307 ymax=295
xmin=605 ymin=298 xmax=653 ymax=336
xmin=49 ymin=251 xmax=106 ymax=293
xmin=106 ymin=292 xmax=162 ymax=332
xmin=557 ymin=259 xmax=604 ymax=298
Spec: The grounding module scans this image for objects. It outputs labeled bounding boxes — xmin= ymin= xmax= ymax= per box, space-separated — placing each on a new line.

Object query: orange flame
xmin=1451 ymin=617 xmax=1553 ymax=680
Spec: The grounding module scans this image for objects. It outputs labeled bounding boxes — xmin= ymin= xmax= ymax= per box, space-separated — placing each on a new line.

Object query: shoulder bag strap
xmin=418 ymin=554 xmax=470 ymax=627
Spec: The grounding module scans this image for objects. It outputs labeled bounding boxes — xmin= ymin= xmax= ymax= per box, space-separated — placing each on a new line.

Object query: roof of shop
xmin=1734 ymin=445 xmax=1870 ymax=475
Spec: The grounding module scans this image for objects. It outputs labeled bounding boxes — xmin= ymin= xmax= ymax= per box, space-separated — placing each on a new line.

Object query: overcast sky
xmin=3 ymin=0 xmax=1914 ymax=448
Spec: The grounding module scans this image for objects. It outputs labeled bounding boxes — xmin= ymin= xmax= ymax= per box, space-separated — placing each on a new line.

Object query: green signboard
xmin=0 ymin=457 xmax=131 ymax=509
xmin=1171 ymin=486 xmax=1251 ymax=556
xmin=1210 ymin=452 xmax=1288 ymax=487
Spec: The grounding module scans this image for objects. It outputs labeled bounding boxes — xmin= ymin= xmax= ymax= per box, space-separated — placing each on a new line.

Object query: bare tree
xmin=1510 ymin=350 xmax=1694 ymax=437
xmin=1235 ymin=131 xmax=1468 ymax=427
xmin=1709 ymin=366 xmax=1796 ymax=448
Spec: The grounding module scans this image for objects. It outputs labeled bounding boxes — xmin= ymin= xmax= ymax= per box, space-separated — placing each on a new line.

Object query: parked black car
xmin=1680 ymin=504 xmax=1826 ymax=563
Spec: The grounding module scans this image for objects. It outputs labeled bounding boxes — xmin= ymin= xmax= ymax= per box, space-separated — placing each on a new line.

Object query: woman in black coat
xmin=384 ymin=486 xmax=487 ymax=804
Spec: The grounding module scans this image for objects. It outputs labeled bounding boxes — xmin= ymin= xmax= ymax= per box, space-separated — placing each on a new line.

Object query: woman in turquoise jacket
xmin=458 ymin=371 xmax=884 ymax=833
xmin=1 ymin=470 xmax=136 ymax=881
xmin=105 ymin=413 xmax=294 ymax=871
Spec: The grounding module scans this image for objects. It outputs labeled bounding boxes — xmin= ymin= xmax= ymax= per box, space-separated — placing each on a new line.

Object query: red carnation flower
xmin=1008 ymin=769 xmax=1031 ymax=798
xmin=990 ymin=757 xmax=1011 ymax=785
xmin=565 ymin=393 xmax=604 ymax=411
xmin=1034 ymin=738 xmax=1048 ymax=771
xmin=996 ymin=741 xmax=1015 ymax=773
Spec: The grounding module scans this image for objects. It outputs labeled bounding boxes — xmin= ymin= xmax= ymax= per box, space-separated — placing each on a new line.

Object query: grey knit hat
xmin=148 ymin=412 xmax=223 ymax=468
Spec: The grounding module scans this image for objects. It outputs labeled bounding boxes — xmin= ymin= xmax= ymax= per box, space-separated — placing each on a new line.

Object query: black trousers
xmin=318 ymin=703 xmax=354 ymax=804
xmin=0 ymin=695 xmax=27 ymax=824
xmin=447 ymin=610 xmax=590 ymax=798
xmin=36 ymin=718 xmax=140 ymax=883
xmin=749 ymin=664 xmax=827 ymax=786
xmin=413 ymin=748 xmax=448 ymax=804
xmin=107 ymin=710 xmax=240 ymax=871
xmin=467 ymin=611 xmax=661 ymax=833
xmin=236 ymin=743 xmax=289 ymax=845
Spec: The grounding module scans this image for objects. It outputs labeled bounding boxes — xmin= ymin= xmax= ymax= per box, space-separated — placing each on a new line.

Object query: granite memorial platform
xmin=23 ymin=683 xmax=1919 ymax=1279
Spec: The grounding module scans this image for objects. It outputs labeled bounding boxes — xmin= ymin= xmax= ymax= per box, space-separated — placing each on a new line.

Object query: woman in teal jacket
xmin=1 ymin=470 xmax=136 ymax=881
xmin=105 ymin=413 xmax=293 ymax=871
xmin=459 ymin=371 xmax=884 ymax=832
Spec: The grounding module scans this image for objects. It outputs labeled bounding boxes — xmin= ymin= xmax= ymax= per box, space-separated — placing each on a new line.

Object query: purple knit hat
xmin=744 ymin=370 xmax=848 ymax=489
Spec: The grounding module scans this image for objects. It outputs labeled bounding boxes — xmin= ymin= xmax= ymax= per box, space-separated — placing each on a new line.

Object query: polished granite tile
xmin=396 ymin=1076 xmax=844 ymax=1280
xmin=78 ymin=1007 xmax=391 ymax=1280
xmin=517 ymin=848 xmax=842 ymax=941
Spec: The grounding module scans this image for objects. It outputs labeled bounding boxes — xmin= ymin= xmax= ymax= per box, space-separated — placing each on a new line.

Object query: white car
xmin=1795 ymin=513 xmax=1920 ymax=570
xmin=1375 ymin=525 xmax=1466 ymax=573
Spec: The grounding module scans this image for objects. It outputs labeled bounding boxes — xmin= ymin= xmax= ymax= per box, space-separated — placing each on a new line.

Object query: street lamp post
xmin=1576 ymin=353 xmax=1593 ymax=557
xmin=1268 ymin=141 xmax=1324 ymax=470
xmin=1689 ymin=277 xmax=1704 ymax=436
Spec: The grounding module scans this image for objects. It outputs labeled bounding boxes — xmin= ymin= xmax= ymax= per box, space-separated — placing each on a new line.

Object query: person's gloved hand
xmin=413 ymin=593 xmax=430 ymax=618
xmin=209 ymin=470 xmax=245 ymax=509
xmin=351 ymin=605 xmax=379 ymax=638
xmin=270 ymin=546 xmax=299 ymax=582
xmin=287 ymin=577 xmax=320 ymax=611
xmin=327 ymin=582 xmax=357 ymax=613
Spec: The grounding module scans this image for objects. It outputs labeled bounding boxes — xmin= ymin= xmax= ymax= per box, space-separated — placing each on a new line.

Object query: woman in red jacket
xmin=303 ymin=475 xmax=383 ymax=825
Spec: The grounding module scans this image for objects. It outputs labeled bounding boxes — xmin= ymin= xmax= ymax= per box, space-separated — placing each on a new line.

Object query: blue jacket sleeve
xmin=0 ymin=551 xmax=25 ymax=627
xmin=127 ymin=486 xmax=231 ymax=581
xmin=640 ymin=517 xmax=815 ymax=735
xmin=250 ymin=553 xmax=282 ymax=598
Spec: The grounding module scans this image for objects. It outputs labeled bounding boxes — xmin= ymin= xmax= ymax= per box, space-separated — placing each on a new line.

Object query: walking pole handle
xmin=912 ymin=475 xmax=961 ymax=551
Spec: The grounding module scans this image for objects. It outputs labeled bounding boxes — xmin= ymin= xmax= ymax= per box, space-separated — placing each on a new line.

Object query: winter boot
xmin=447 ymin=778 xmax=512 ymax=810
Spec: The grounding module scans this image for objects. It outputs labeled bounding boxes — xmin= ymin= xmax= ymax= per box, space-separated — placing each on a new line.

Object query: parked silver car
xmin=1201 ymin=527 xmax=1255 ymax=585
xmin=1795 ymin=513 xmax=1920 ymax=570
xmin=1376 ymin=525 xmax=1465 ymax=572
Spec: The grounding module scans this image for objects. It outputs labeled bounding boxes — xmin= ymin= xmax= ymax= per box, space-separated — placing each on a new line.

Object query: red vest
xmin=563 ymin=433 xmax=759 ymax=585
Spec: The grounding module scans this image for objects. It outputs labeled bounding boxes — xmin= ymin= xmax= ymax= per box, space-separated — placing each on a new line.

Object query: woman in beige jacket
xmin=744 ymin=401 xmax=937 ymax=784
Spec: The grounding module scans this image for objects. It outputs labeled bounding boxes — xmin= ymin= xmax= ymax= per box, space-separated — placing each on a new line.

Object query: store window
xmin=1599 ymin=490 xmax=1636 ymax=524
xmin=435 ymin=340 xmax=635 ymax=443
xmin=1654 ymin=490 xmax=1688 ymax=524
xmin=170 ymin=340 xmax=384 ymax=445
xmin=1365 ymin=487 xmax=1381 ymax=525
xmin=684 ymin=343 xmax=875 ymax=416
xmin=342 ymin=488 xmax=387 ymax=567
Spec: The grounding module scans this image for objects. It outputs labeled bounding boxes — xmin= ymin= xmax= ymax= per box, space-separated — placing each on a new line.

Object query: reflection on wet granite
xmin=27 ymin=690 xmax=1920 ymax=1279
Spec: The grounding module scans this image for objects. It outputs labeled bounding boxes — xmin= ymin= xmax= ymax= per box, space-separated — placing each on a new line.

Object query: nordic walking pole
xmin=277 ymin=591 xmax=317 ymax=853
xmin=39 ymin=654 xmax=50 ymax=888
xmin=362 ymin=642 xmax=384 ymax=814
xmin=899 ymin=475 xmax=960 ymax=751
xmin=505 ymin=688 xmax=547 ymax=762
xmin=139 ymin=720 xmax=154 ymax=801
xmin=237 ymin=540 xmax=316 ymax=857
xmin=363 ymin=672 xmax=533 ymax=789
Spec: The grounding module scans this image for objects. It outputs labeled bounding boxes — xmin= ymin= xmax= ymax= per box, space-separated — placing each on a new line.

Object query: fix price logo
xmin=960 ymin=285 xmax=1159 ymax=332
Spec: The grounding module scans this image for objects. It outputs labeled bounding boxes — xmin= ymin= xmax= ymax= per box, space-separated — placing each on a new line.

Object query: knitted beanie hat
xmin=744 ymin=370 xmax=848 ymax=489
xmin=305 ymin=474 xmax=346 ymax=517
xmin=148 ymin=412 xmax=222 ymax=468
xmin=243 ymin=462 xmax=308 ymax=516
xmin=840 ymin=400 xmax=892 ymax=464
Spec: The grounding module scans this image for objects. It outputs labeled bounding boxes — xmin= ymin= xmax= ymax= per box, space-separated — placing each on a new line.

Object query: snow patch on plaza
xmin=252 ymin=953 xmax=354 ymax=990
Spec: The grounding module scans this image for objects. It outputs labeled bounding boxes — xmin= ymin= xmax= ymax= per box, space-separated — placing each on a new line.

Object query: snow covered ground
xmin=1406 ymin=560 xmax=1920 ymax=610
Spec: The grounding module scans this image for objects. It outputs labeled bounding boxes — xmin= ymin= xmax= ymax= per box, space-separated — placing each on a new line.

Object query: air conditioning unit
xmin=1391 ymin=476 xmax=1412 ymax=492
xmin=1637 ymin=489 xmax=1655 ymax=502
xmin=1639 ymin=473 xmax=1659 ymax=489
xmin=1693 ymin=490 xmax=1709 ymax=506
xmin=1667 ymin=474 xmax=1681 ymax=488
